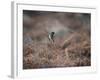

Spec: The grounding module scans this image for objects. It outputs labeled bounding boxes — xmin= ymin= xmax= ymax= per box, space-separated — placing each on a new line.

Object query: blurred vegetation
xmin=23 ymin=10 xmax=91 ymax=69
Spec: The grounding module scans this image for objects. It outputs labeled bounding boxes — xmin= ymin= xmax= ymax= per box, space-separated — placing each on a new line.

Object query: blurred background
xmin=23 ymin=10 xmax=91 ymax=69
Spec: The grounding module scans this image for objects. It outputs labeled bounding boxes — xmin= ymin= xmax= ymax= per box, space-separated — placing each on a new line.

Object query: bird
xmin=48 ymin=32 xmax=55 ymax=43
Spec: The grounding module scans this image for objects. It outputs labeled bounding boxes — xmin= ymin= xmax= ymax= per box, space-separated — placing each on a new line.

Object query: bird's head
xmin=51 ymin=32 xmax=55 ymax=35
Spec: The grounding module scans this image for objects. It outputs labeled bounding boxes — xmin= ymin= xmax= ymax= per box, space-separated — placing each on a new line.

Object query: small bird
xmin=48 ymin=32 xmax=55 ymax=43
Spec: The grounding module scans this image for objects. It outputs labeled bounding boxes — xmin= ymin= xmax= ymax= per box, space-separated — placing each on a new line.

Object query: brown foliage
xmin=23 ymin=11 xmax=91 ymax=69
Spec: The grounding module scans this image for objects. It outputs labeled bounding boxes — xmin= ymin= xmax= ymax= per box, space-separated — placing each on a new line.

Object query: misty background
xmin=23 ymin=10 xmax=91 ymax=69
